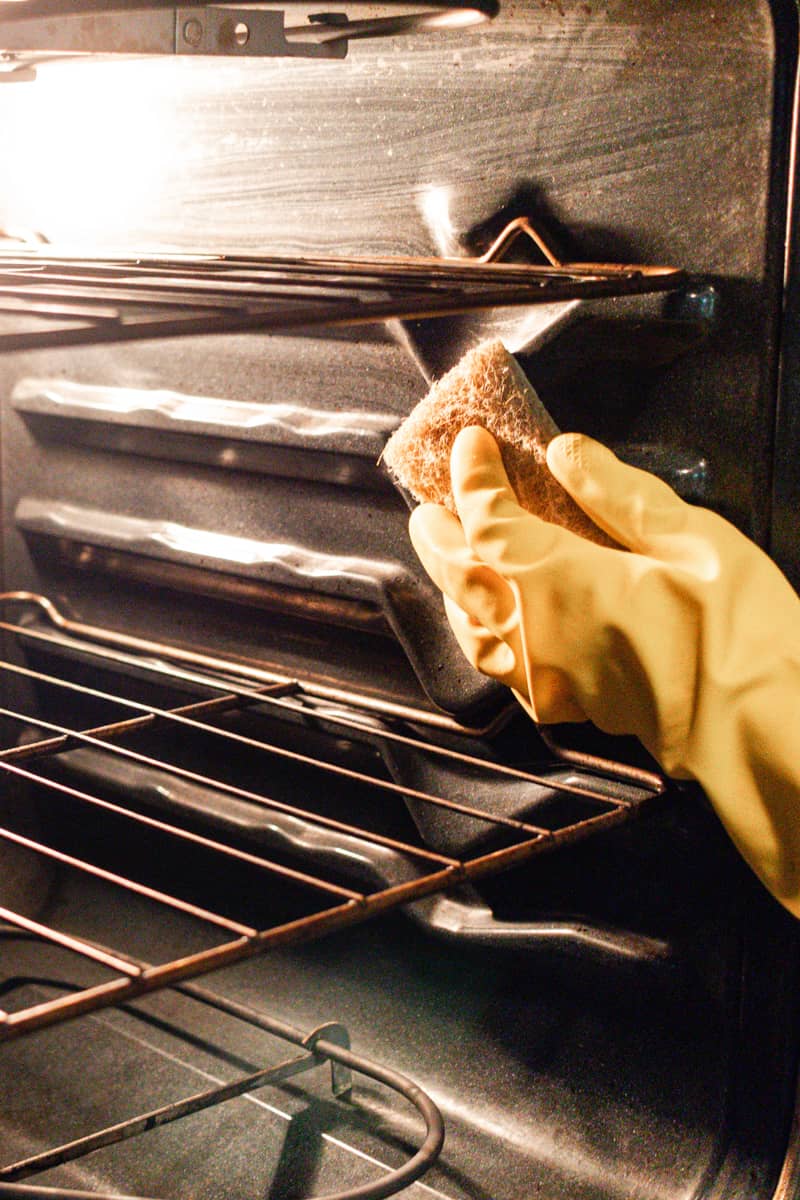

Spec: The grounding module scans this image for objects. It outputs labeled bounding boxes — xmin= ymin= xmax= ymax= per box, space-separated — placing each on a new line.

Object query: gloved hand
xmin=409 ymin=425 xmax=800 ymax=916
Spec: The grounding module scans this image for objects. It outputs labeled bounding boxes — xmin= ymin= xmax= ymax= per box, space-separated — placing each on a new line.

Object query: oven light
xmin=0 ymin=58 xmax=177 ymax=245
xmin=422 ymin=7 xmax=486 ymax=27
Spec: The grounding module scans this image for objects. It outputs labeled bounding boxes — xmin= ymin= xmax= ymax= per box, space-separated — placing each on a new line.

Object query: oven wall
xmin=0 ymin=0 xmax=789 ymax=534
xmin=0 ymin=0 xmax=792 ymax=726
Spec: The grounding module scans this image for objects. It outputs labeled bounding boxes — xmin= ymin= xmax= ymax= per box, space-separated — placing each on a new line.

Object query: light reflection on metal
xmin=13 ymin=377 xmax=400 ymax=442
xmin=419 ymin=185 xmax=461 ymax=259
xmin=16 ymin=496 xmax=398 ymax=582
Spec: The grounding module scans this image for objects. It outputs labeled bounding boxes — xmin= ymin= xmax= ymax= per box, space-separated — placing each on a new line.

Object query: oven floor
xmin=2 ymin=862 xmax=786 ymax=1200
xmin=0 ymin=972 xmax=441 ymax=1200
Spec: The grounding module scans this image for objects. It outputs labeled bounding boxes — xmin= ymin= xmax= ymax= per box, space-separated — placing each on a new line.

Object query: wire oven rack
xmin=0 ymin=588 xmax=666 ymax=1199
xmin=0 ymin=589 xmax=666 ymax=1042
xmin=0 ymin=218 xmax=686 ymax=352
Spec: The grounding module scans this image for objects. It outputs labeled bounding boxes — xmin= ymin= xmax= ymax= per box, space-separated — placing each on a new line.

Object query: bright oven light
xmin=0 ymin=58 xmax=179 ymax=246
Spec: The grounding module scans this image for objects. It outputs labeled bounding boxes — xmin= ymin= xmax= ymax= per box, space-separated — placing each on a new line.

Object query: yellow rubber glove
xmin=409 ymin=425 xmax=800 ymax=917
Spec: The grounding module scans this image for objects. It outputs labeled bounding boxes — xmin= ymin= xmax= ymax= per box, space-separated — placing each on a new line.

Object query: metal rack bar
xmin=0 ymin=825 xmax=253 ymax=936
xmin=0 ymin=907 xmax=142 ymax=974
xmin=0 ymin=591 xmax=665 ymax=1041
xmin=0 ymin=591 xmax=504 ymax=736
xmin=0 ymin=755 xmax=368 ymax=899
xmin=0 ymin=229 xmax=685 ymax=352
xmin=0 ymin=590 xmax=666 ymax=791
xmin=0 ymin=250 xmax=680 ymax=287
xmin=0 ymin=665 xmax=554 ymax=835
xmin=0 ymin=669 xmax=579 ymax=824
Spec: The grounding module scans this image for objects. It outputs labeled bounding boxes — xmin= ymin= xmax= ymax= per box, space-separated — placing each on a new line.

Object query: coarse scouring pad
xmin=381 ymin=339 xmax=616 ymax=548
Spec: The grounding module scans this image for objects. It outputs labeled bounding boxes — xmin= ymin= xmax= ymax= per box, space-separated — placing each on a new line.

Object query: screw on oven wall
xmin=666 ymin=281 xmax=720 ymax=327
xmin=182 ymin=18 xmax=204 ymax=47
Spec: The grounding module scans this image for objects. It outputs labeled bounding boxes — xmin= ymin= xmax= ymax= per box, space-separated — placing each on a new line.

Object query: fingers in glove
xmin=546 ymin=433 xmax=690 ymax=554
xmin=409 ymin=502 xmax=520 ymax=641
xmin=442 ymin=596 xmax=585 ymax=722
xmin=410 ymin=495 xmax=587 ymax=724
xmin=449 ymin=426 xmax=562 ymax=571
xmin=442 ymin=594 xmax=530 ymax=695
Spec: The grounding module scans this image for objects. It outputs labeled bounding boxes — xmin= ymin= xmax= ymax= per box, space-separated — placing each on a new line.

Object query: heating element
xmin=0 ymin=984 xmax=445 ymax=1200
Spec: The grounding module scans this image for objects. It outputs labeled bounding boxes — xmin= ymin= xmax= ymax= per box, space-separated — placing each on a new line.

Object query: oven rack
xmin=0 ymin=217 xmax=686 ymax=352
xmin=0 ymin=589 xmax=666 ymax=1044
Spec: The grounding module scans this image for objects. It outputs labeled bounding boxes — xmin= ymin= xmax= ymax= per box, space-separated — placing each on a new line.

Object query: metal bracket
xmin=304 ymin=1021 xmax=354 ymax=1098
xmin=0 ymin=6 xmax=349 ymax=59
xmin=0 ymin=0 xmax=500 ymax=63
xmin=176 ymin=7 xmax=349 ymax=58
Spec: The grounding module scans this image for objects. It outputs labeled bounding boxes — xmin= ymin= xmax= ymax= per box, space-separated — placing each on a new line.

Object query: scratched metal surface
xmin=0 ymin=0 xmax=776 ymax=266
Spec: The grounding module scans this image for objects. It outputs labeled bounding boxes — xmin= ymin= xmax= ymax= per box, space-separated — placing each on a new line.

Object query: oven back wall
xmin=0 ymin=0 xmax=787 ymax=549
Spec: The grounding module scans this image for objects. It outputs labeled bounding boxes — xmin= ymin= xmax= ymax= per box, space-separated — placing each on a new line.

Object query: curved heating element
xmin=0 ymin=980 xmax=445 ymax=1200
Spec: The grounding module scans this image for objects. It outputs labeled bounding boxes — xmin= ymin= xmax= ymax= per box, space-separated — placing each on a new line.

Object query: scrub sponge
xmin=382 ymin=339 xmax=615 ymax=547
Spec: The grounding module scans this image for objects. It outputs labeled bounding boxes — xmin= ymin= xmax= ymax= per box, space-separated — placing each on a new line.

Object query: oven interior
xmin=0 ymin=1 xmax=799 ymax=1198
